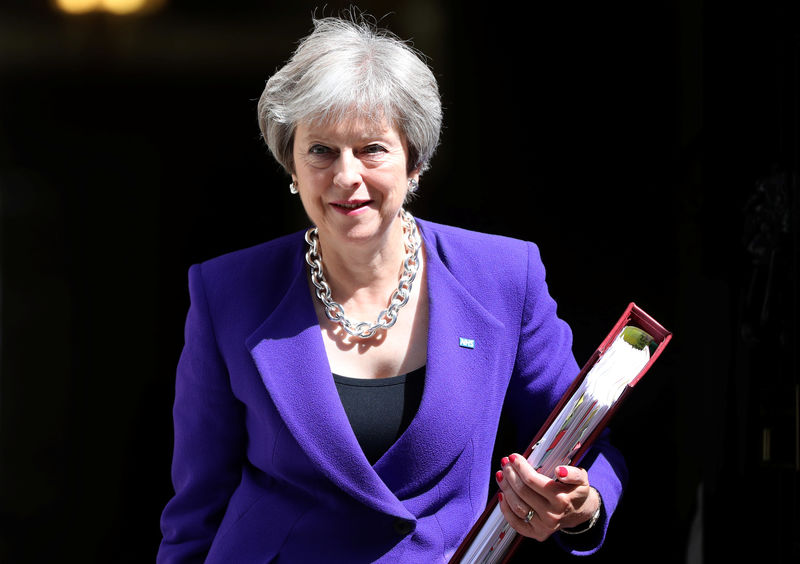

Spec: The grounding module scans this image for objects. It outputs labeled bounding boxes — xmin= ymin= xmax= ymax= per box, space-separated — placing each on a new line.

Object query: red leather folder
xmin=450 ymin=302 xmax=672 ymax=563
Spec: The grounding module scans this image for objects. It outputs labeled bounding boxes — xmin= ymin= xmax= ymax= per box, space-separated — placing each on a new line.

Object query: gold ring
xmin=524 ymin=508 xmax=536 ymax=524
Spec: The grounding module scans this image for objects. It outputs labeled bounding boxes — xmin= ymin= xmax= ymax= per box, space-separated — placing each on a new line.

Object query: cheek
xmin=295 ymin=169 xmax=327 ymax=194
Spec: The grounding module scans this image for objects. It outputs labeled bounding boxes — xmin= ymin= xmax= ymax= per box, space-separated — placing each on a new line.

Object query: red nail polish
xmin=501 ymin=457 xmax=509 ymax=467
xmin=558 ymin=466 xmax=568 ymax=478
xmin=495 ymin=470 xmax=503 ymax=483
xmin=509 ymin=454 xmax=517 ymax=463
xmin=498 ymin=492 xmax=504 ymax=502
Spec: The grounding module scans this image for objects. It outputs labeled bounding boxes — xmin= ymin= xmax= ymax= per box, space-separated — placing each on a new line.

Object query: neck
xmin=315 ymin=214 xmax=407 ymax=306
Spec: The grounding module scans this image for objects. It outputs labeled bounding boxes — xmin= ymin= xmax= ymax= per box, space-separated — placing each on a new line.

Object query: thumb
xmin=555 ymin=465 xmax=589 ymax=485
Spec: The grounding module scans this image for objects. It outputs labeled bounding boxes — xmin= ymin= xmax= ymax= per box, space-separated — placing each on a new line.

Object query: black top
xmin=333 ymin=366 xmax=426 ymax=465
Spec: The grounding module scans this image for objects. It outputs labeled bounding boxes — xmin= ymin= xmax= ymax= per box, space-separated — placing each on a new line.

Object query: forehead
xmin=295 ymin=114 xmax=403 ymax=143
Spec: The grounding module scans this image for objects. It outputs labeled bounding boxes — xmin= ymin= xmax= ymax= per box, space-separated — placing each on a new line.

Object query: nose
xmin=332 ymin=150 xmax=362 ymax=190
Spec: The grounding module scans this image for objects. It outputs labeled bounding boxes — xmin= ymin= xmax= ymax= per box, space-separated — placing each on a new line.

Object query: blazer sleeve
xmin=505 ymin=242 xmax=628 ymax=556
xmin=157 ymin=263 xmax=247 ymax=563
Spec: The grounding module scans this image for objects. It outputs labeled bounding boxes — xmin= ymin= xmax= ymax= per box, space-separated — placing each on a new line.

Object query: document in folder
xmin=450 ymin=302 xmax=672 ymax=564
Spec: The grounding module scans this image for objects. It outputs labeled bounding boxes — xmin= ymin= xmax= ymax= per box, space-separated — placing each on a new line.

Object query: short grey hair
xmin=257 ymin=13 xmax=442 ymax=175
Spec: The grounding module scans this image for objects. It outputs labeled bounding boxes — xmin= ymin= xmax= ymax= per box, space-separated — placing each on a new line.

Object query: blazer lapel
xmin=374 ymin=223 xmax=507 ymax=497
xmin=245 ymin=250 xmax=413 ymax=521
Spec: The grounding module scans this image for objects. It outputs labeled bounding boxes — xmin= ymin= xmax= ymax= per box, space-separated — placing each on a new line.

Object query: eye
xmin=360 ymin=144 xmax=388 ymax=159
xmin=309 ymin=144 xmax=331 ymax=155
xmin=304 ymin=144 xmax=336 ymax=169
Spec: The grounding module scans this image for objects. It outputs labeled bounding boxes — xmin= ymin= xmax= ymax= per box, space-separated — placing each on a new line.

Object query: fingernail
xmin=509 ymin=454 xmax=518 ymax=463
xmin=558 ymin=466 xmax=568 ymax=478
xmin=495 ymin=470 xmax=503 ymax=483
xmin=501 ymin=457 xmax=509 ymax=467
xmin=498 ymin=492 xmax=504 ymax=502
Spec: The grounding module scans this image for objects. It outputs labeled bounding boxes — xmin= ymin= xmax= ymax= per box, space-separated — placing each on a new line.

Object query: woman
xmin=158 ymin=13 xmax=626 ymax=563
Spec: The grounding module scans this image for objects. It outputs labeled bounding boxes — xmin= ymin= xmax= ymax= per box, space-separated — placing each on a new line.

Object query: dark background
xmin=0 ymin=0 xmax=797 ymax=562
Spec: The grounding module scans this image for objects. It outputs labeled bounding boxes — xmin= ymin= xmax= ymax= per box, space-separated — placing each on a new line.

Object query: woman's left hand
xmin=495 ymin=453 xmax=600 ymax=541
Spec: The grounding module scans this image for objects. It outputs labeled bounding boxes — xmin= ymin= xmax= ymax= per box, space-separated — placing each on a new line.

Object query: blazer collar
xmin=246 ymin=221 xmax=505 ymax=517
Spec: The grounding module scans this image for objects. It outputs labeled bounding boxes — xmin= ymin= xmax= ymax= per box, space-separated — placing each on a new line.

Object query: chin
xmin=333 ymin=221 xmax=394 ymax=246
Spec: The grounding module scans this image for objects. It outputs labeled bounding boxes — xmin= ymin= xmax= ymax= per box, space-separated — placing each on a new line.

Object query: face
xmin=292 ymin=117 xmax=417 ymax=252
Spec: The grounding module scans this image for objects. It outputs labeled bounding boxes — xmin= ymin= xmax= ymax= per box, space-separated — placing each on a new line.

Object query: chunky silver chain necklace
xmin=305 ymin=209 xmax=421 ymax=339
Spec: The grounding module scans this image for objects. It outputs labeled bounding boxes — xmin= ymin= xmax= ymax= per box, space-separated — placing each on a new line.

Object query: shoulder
xmin=416 ymin=218 xmax=553 ymax=322
xmin=417 ymin=217 xmax=547 ymax=283
xmin=187 ymin=230 xmax=307 ymax=319
xmin=416 ymin=218 xmax=530 ymax=255
xmin=193 ymin=230 xmax=306 ymax=286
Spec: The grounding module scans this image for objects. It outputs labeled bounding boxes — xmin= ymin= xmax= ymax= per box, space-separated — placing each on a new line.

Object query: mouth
xmin=331 ymin=200 xmax=372 ymax=212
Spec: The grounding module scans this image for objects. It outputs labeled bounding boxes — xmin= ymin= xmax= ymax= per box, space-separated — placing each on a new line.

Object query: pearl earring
xmin=408 ymin=178 xmax=419 ymax=193
xmin=289 ymin=181 xmax=299 ymax=194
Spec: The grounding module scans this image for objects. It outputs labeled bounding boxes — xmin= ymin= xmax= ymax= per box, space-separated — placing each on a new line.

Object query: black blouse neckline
xmin=332 ymin=365 xmax=426 ymax=465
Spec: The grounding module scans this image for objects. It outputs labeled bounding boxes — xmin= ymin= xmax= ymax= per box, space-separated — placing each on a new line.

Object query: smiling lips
xmin=331 ymin=199 xmax=372 ymax=214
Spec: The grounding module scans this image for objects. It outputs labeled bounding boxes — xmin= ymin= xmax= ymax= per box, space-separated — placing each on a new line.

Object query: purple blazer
xmin=158 ymin=219 xmax=627 ymax=563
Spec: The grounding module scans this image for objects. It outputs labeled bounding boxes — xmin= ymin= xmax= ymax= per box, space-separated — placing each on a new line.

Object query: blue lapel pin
xmin=459 ymin=337 xmax=475 ymax=349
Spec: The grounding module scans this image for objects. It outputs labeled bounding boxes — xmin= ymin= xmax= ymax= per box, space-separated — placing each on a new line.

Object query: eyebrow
xmin=297 ymin=124 xmax=397 ymax=143
xmin=300 ymin=138 xmax=401 ymax=152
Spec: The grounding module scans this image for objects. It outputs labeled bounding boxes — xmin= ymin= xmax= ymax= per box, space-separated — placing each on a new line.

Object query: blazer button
xmin=393 ymin=518 xmax=414 ymax=536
